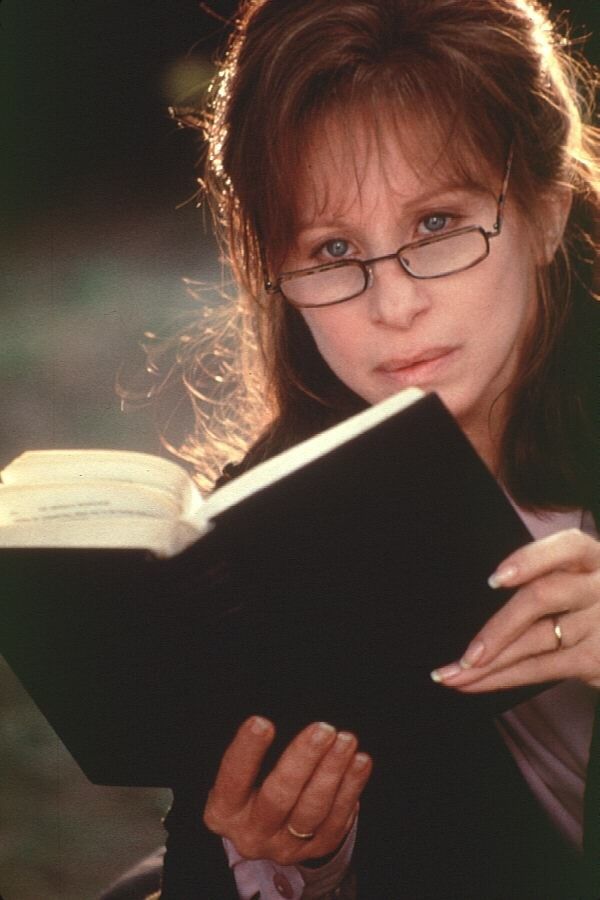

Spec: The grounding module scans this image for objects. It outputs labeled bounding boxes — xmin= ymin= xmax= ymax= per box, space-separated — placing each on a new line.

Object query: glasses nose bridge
xmin=364 ymin=248 xmax=408 ymax=290
xmin=363 ymin=247 xmax=431 ymax=327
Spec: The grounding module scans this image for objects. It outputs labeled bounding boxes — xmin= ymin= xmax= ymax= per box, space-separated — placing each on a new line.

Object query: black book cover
xmin=0 ymin=394 xmax=541 ymax=789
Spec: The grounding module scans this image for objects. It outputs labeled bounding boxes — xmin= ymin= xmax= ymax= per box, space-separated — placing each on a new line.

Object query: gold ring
xmin=286 ymin=823 xmax=315 ymax=840
xmin=552 ymin=616 xmax=564 ymax=650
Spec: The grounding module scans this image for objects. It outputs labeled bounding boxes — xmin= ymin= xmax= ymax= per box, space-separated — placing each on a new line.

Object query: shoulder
xmin=214 ymin=448 xmax=264 ymax=490
xmin=214 ymin=427 xmax=286 ymax=489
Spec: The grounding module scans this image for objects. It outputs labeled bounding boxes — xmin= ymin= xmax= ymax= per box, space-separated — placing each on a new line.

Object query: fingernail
xmin=488 ymin=565 xmax=517 ymax=589
xmin=250 ymin=716 xmax=271 ymax=735
xmin=353 ymin=753 xmax=370 ymax=770
xmin=460 ymin=641 xmax=485 ymax=669
xmin=311 ymin=722 xmax=335 ymax=746
xmin=333 ymin=732 xmax=354 ymax=753
xmin=430 ymin=663 xmax=462 ymax=683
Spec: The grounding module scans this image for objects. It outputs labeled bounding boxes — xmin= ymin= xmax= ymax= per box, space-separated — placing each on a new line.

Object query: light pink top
xmin=225 ymin=507 xmax=598 ymax=897
xmin=497 ymin=506 xmax=598 ymax=850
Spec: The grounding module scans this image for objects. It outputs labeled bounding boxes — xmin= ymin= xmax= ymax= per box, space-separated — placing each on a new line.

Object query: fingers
xmin=206 ymin=716 xmax=275 ymax=824
xmin=307 ymin=750 xmax=371 ymax=849
xmin=434 ymin=610 xmax=577 ymax=684
xmin=460 ymin=569 xmax=594 ymax=668
xmin=286 ymin=731 xmax=372 ymax=846
xmin=489 ymin=608 xmax=592 ymax=670
xmin=489 ymin=529 xmax=600 ymax=589
xmin=461 ymin=616 xmax=565 ymax=677
xmin=431 ymin=529 xmax=600 ymax=693
xmin=286 ymin=731 xmax=357 ymax=832
xmin=205 ymin=718 xmax=373 ymax=865
xmin=433 ymin=602 xmax=600 ymax=692
xmin=251 ymin=721 xmax=337 ymax=834
xmin=274 ymin=735 xmax=372 ymax=863
xmin=457 ymin=535 xmax=600 ymax=671
xmin=453 ymin=644 xmax=581 ymax=693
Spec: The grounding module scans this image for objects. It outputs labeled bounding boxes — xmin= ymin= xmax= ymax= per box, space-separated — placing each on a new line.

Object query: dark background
xmin=0 ymin=2 xmax=597 ymax=897
xmin=1 ymin=1 xmax=240 ymax=467
xmin=1 ymin=4 xmax=237 ymax=897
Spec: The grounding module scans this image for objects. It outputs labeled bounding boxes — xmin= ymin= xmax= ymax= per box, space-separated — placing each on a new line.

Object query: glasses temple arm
xmin=492 ymin=143 xmax=514 ymax=235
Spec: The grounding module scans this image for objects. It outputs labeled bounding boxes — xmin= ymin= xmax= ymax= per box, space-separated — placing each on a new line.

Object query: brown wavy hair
xmin=165 ymin=0 xmax=598 ymax=511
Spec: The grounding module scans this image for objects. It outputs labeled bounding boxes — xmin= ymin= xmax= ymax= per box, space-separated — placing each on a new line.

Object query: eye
xmin=419 ymin=213 xmax=452 ymax=235
xmin=320 ymin=238 xmax=351 ymax=259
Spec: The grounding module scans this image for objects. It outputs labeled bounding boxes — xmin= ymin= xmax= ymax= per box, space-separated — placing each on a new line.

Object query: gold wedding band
xmin=286 ymin=823 xmax=315 ymax=840
xmin=552 ymin=616 xmax=564 ymax=650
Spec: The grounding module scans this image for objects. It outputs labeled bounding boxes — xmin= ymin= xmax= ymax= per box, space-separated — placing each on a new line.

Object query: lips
xmin=373 ymin=347 xmax=457 ymax=390
xmin=376 ymin=347 xmax=456 ymax=373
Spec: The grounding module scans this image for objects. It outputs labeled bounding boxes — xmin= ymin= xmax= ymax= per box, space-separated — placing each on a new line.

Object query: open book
xmin=0 ymin=387 xmax=425 ymax=557
xmin=0 ymin=389 xmax=540 ymax=788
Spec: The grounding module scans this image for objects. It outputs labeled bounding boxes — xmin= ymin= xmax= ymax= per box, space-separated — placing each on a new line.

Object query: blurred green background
xmin=0 ymin=1 xmax=597 ymax=898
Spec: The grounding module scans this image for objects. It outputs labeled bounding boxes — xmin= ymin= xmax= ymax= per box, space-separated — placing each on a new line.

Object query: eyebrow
xmin=295 ymin=183 xmax=492 ymax=237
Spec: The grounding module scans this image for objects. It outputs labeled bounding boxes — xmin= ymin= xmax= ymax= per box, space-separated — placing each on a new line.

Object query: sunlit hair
xmin=167 ymin=0 xmax=598 ymax=509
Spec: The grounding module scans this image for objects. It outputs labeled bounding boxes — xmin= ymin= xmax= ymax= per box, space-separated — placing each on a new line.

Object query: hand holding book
xmin=431 ymin=525 xmax=600 ymax=692
xmin=203 ymin=717 xmax=371 ymax=866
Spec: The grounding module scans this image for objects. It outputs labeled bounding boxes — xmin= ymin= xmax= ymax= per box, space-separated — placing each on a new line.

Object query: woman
xmin=104 ymin=0 xmax=599 ymax=896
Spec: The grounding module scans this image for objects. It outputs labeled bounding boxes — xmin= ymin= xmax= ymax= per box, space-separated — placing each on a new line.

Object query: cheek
xmin=301 ymin=312 xmax=359 ymax=364
xmin=469 ymin=245 xmax=537 ymax=339
xmin=500 ymin=261 xmax=538 ymax=343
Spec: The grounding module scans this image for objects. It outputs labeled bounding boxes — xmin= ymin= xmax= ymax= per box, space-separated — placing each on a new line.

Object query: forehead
xmin=293 ymin=107 xmax=499 ymax=227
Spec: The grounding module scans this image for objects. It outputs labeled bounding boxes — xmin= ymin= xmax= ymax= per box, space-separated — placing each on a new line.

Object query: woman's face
xmin=283 ymin=122 xmax=539 ymax=467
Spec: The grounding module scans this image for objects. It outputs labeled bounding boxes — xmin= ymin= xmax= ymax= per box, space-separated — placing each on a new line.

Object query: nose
xmin=366 ymin=257 xmax=431 ymax=329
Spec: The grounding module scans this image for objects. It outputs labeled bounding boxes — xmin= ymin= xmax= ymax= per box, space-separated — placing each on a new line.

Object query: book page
xmin=0 ymin=449 xmax=206 ymax=522
xmin=0 ymin=515 xmax=202 ymax=557
xmin=0 ymin=482 xmax=181 ymax=528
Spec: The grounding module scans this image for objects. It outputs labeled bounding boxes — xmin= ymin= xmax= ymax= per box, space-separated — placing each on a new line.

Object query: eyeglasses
xmin=265 ymin=148 xmax=513 ymax=309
